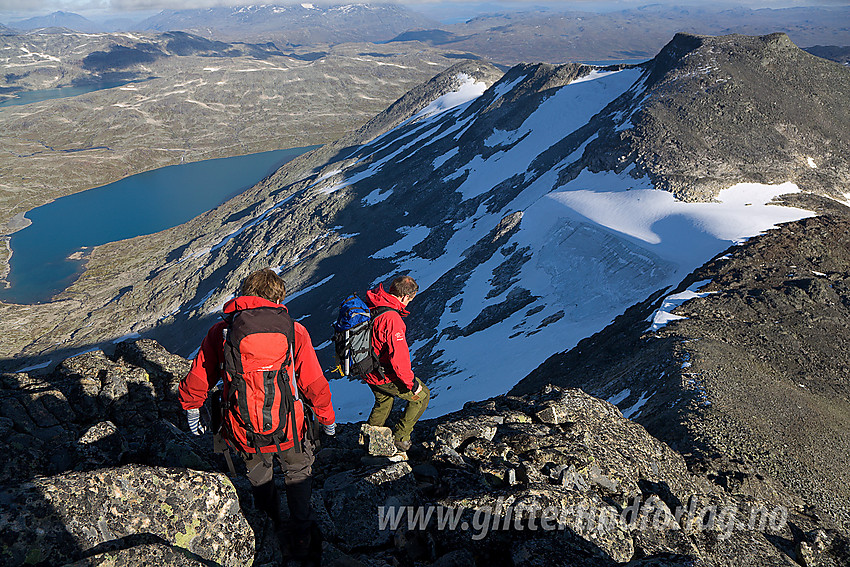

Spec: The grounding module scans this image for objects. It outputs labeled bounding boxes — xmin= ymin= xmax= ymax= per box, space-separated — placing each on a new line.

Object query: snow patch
xmin=371 ymin=226 xmax=431 ymax=259
xmin=607 ymin=389 xmax=631 ymax=405
xmin=570 ymin=69 xmax=621 ymax=85
xmin=647 ymin=279 xmax=715 ymax=332
xmin=16 ymin=360 xmax=51 ymax=373
xmin=622 ymin=391 xmax=653 ymax=419
xmin=433 ymin=147 xmax=459 ymax=170
xmin=549 ymin=180 xmax=813 ymax=258
xmin=455 ymin=69 xmax=642 ymax=200
xmin=806 ymin=156 xmax=817 ymax=169
xmin=410 ymin=74 xmax=487 ymax=121
xmin=112 ymin=332 xmax=141 ymax=344
xmin=363 ymin=187 xmax=391 ymax=205
xmin=490 ymin=73 xmax=525 ymax=99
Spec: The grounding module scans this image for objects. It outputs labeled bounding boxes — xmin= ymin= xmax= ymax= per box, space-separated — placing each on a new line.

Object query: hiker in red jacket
xmin=178 ymin=268 xmax=335 ymax=561
xmin=364 ymin=275 xmax=430 ymax=452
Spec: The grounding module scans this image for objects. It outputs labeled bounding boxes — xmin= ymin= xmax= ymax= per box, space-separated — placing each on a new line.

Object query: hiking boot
xmin=291 ymin=523 xmax=322 ymax=565
xmin=394 ymin=439 xmax=412 ymax=453
xmin=291 ymin=531 xmax=311 ymax=561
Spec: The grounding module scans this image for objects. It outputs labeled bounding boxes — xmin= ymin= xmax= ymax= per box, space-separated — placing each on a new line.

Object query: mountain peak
xmin=580 ymin=32 xmax=850 ymax=201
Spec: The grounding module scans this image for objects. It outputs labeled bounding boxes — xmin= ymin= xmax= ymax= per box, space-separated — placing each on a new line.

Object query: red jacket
xmin=178 ymin=296 xmax=335 ymax=454
xmin=364 ymin=284 xmax=415 ymax=390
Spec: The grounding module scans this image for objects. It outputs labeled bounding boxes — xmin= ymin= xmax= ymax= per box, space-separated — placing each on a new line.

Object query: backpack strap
xmin=370 ymin=305 xmax=397 ymax=319
xmin=369 ymin=306 xmax=398 ymax=379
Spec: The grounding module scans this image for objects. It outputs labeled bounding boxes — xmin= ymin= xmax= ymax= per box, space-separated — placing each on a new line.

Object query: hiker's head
xmin=241 ymin=268 xmax=287 ymax=303
xmin=389 ymin=275 xmax=418 ymax=306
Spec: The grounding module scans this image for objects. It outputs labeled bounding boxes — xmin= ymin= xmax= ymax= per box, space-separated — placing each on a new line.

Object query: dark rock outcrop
xmin=311 ymin=385 xmax=844 ymax=566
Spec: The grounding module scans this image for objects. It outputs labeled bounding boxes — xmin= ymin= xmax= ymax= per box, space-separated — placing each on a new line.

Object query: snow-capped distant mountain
xmin=136 ymin=3 xmax=438 ymax=44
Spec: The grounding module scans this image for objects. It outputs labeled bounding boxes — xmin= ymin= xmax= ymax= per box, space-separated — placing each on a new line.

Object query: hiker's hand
xmin=322 ymin=422 xmax=336 ymax=436
xmin=186 ymin=408 xmax=206 ymax=436
xmin=413 ymin=383 xmax=423 ymax=395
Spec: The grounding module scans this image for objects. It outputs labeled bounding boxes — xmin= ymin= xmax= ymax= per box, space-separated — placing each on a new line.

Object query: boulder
xmin=0 ymin=464 xmax=253 ymax=567
xmin=434 ymin=415 xmax=503 ymax=449
xmin=359 ymin=423 xmax=397 ymax=457
xmin=114 ymin=339 xmax=191 ymax=427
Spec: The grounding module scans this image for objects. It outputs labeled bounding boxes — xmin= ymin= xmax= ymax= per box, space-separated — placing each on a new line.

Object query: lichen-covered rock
xmin=0 ymin=343 xmax=214 ymax=485
xmin=434 ymin=415 xmax=503 ymax=449
xmin=359 ymin=423 xmax=397 ymax=457
xmin=0 ymin=465 xmax=253 ymax=567
xmin=76 ymin=421 xmax=129 ymax=467
xmin=114 ymin=339 xmax=191 ymax=427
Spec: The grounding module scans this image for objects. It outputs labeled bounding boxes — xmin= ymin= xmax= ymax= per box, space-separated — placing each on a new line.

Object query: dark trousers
xmin=243 ymin=439 xmax=315 ymax=529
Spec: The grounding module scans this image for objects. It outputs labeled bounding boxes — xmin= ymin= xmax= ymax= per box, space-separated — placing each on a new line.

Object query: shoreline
xmin=0 ymin=237 xmax=11 ymax=290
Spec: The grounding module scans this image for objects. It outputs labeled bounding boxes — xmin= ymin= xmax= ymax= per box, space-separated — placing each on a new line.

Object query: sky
xmin=1 ymin=0 xmax=847 ymax=18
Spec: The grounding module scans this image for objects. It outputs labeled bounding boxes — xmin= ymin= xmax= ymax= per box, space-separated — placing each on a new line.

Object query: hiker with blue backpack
xmin=333 ymin=275 xmax=430 ymax=453
xmin=178 ymin=268 xmax=335 ymax=563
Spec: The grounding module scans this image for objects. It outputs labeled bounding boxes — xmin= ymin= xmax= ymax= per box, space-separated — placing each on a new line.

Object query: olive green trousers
xmin=366 ymin=378 xmax=430 ymax=443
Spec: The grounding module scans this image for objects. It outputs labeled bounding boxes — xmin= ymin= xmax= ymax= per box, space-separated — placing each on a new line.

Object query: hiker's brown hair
xmin=241 ymin=268 xmax=287 ymax=303
xmin=389 ymin=275 xmax=419 ymax=298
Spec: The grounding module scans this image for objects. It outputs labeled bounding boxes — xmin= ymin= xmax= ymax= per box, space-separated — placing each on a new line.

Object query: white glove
xmin=186 ymin=408 xmax=206 ymax=435
xmin=322 ymin=422 xmax=336 ymax=436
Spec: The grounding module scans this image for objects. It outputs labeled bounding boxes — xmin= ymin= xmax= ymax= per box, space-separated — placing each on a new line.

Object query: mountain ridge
xmin=5 ymin=340 xmax=848 ymax=565
xmin=136 ymin=4 xmax=438 ymax=46
xmin=1 ymin=34 xmax=847 ymax=424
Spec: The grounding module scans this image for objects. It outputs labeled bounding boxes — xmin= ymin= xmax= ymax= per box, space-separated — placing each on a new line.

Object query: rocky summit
xmin=3 ymin=338 xmax=849 ymax=566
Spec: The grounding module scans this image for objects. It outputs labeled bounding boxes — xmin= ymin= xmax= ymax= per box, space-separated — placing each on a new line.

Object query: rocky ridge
xmin=3 ymin=337 xmax=848 ymax=566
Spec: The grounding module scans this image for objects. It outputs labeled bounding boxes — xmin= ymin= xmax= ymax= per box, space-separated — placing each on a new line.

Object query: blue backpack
xmin=332 ymin=294 xmax=394 ymax=378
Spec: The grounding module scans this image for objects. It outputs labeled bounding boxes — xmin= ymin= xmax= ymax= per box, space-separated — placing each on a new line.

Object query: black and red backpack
xmin=220 ymin=306 xmax=303 ymax=453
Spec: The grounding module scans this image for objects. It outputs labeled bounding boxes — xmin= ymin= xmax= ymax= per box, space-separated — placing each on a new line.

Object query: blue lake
xmin=0 ymin=79 xmax=149 ymax=108
xmin=0 ymin=147 xmax=317 ymax=305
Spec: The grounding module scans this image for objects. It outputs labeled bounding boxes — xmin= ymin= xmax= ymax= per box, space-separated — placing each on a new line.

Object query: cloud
xmin=0 ymin=0 xmax=109 ymax=12
xmin=107 ymin=0 xmax=251 ymax=11
xmin=1 ymin=0 xmax=841 ymax=15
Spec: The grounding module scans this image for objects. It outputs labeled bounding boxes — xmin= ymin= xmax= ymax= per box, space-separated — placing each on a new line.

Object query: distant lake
xmin=0 ymin=79 xmax=149 ymax=108
xmin=0 ymin=147 xmax=318 ymax=305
